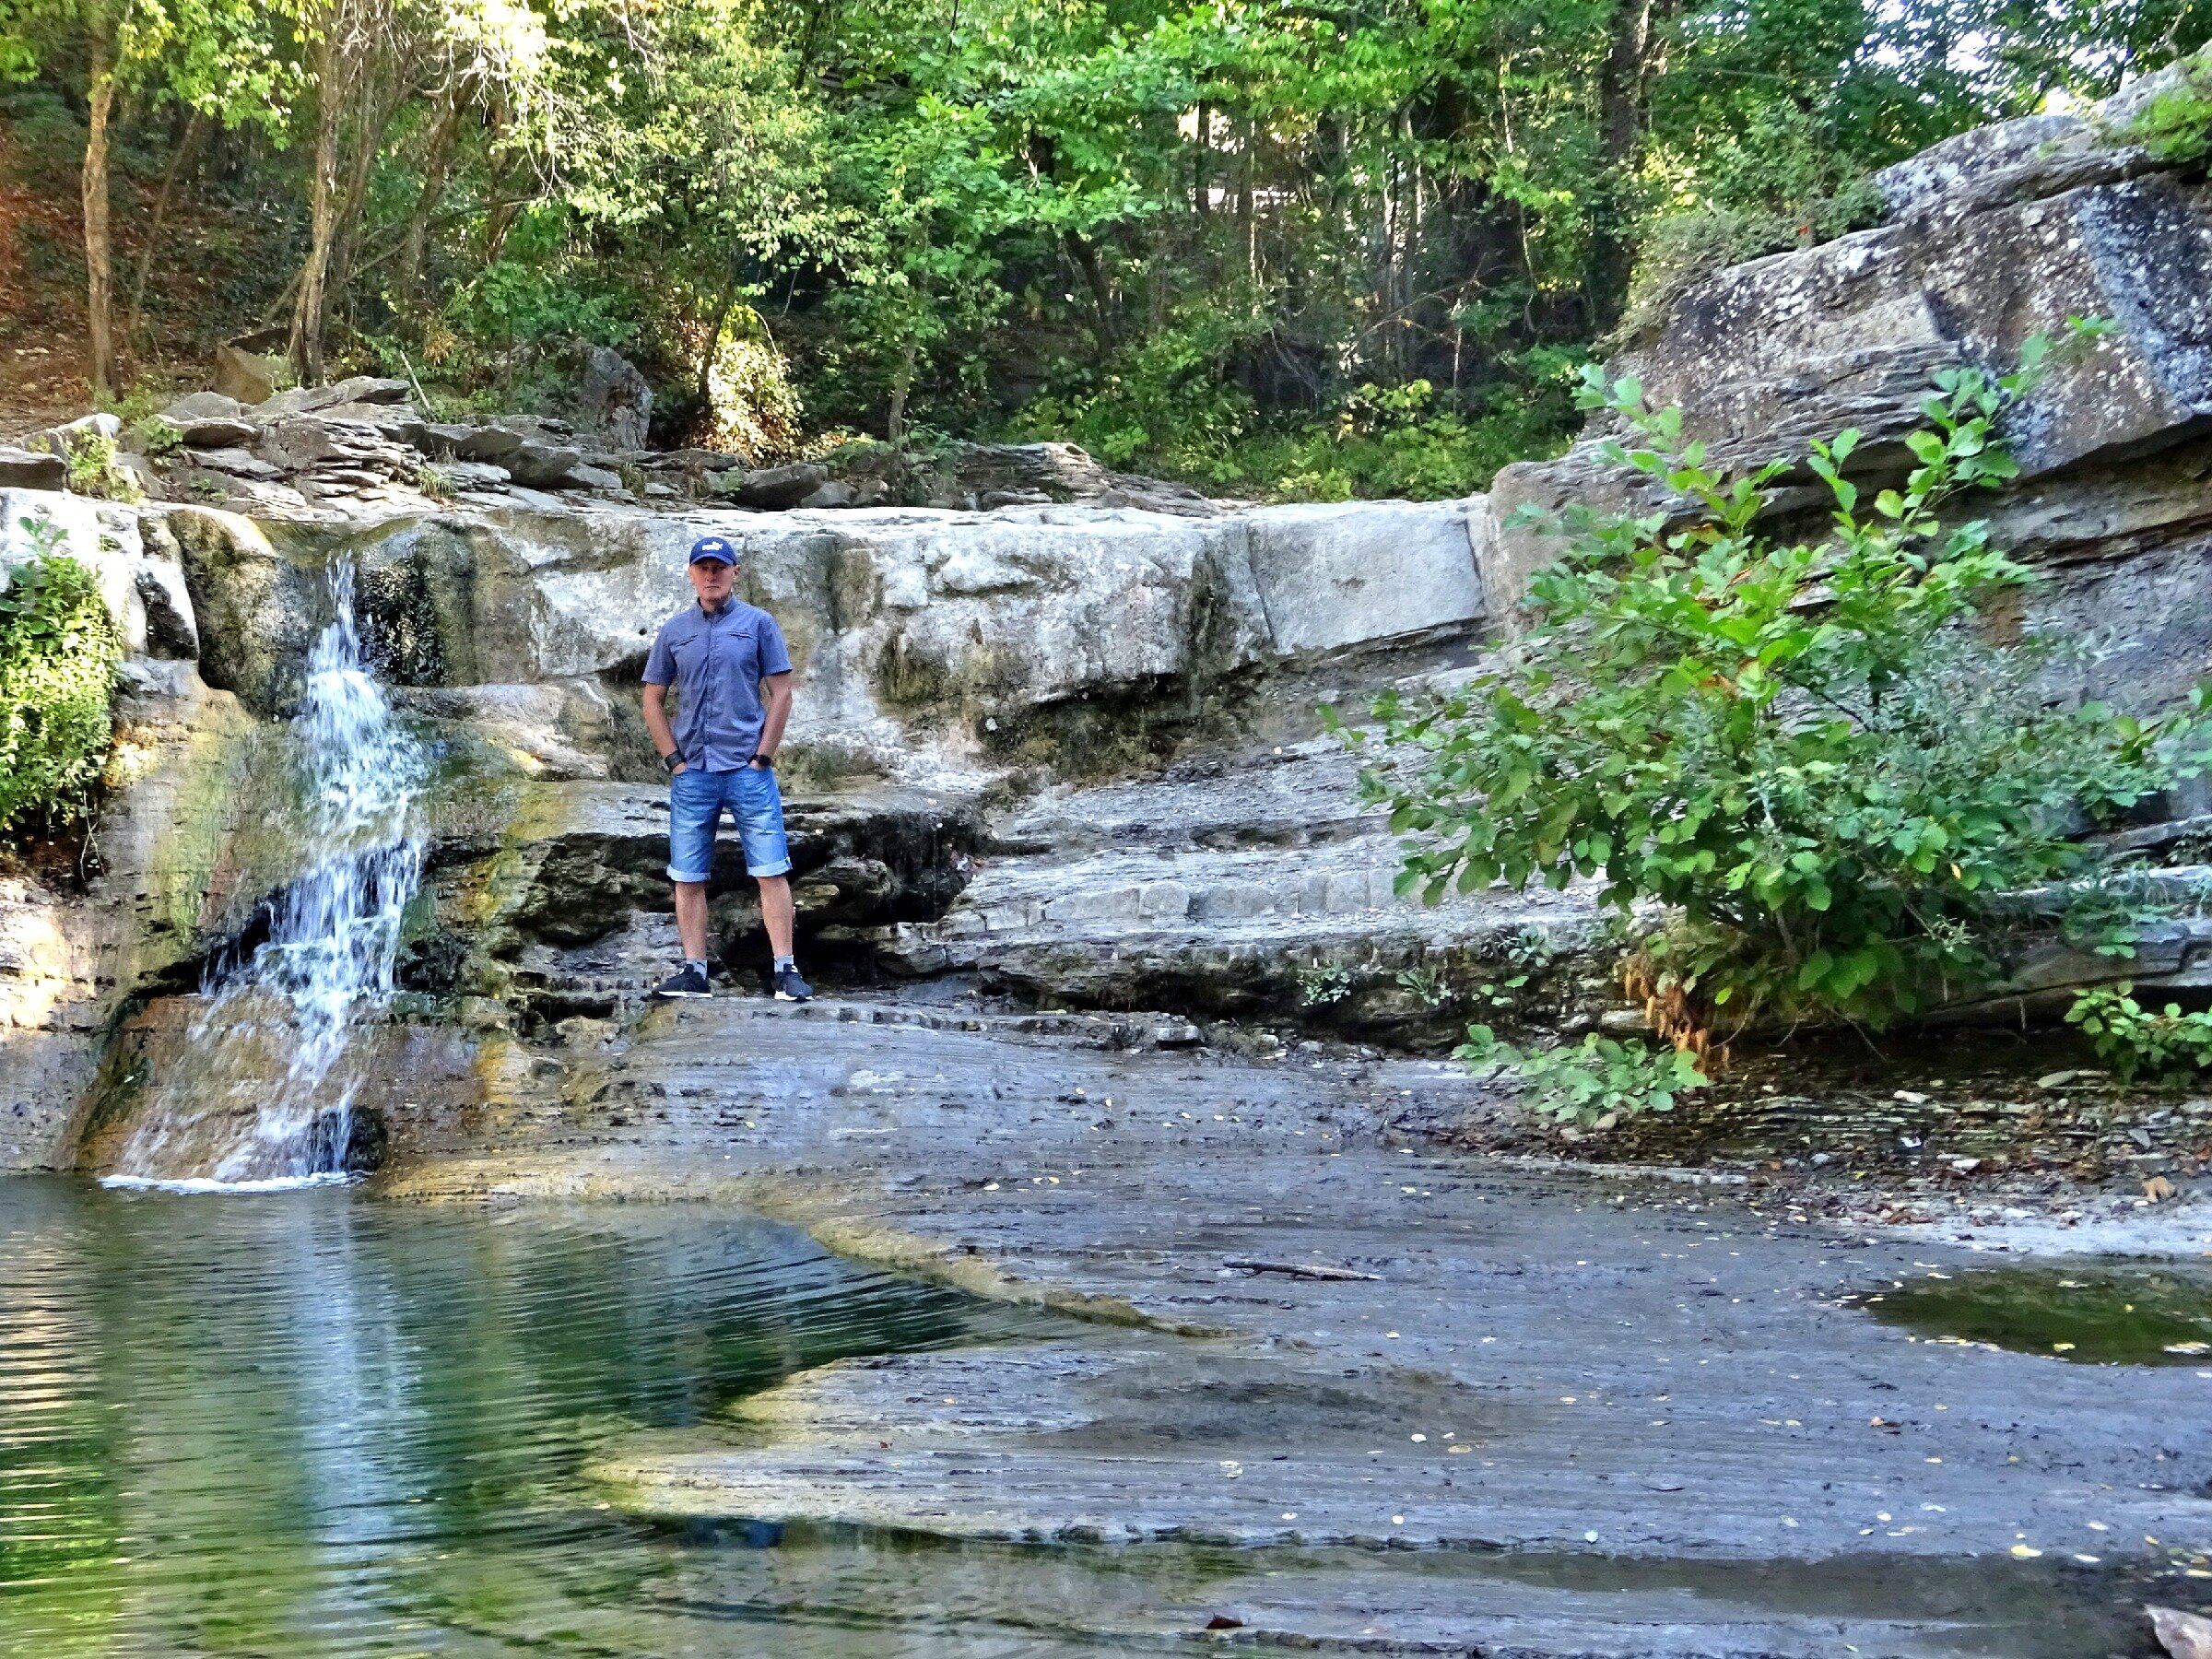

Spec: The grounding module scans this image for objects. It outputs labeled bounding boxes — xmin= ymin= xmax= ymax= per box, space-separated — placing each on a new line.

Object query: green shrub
xmin=0 ymin=527 xmax=124 ymax=837
xmin=2065 ymin=983 xmax=2212 ymax=1083
xmin=1458 ymin=1026 xmax=1707 ymax=1128
xmin=1351 ymin=326 xmax=2212 ymax=1037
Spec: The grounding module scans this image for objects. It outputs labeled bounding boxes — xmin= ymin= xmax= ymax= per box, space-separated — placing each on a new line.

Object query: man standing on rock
xmin=642 ymin=535 xmax=811 ymax=1003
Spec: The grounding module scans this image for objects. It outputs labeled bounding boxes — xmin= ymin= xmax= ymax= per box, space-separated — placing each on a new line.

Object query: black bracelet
xmin=749 ymin=753 xmax=773 ymax=768
xmin=662 ymin=750 xmax=684 ymax=774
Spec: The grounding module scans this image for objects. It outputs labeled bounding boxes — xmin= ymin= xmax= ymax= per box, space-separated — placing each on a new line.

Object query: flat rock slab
xmin=382 ymin=995 xmax=2209 ymax=1659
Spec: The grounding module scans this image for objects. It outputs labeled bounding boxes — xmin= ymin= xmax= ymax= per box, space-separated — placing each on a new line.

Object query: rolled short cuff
xmin=666 ymin=866 xmax=712 ymax=885
xmin=745 ymin=856 xmax=794 ymax=878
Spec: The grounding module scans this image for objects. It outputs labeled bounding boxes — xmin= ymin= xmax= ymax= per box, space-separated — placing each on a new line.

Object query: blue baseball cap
xmin=688 ymin=535 xmax=738 ymax=566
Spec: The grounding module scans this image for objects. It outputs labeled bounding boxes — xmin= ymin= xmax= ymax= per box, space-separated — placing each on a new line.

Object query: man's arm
xmin=753 ymin=673 xmax=794 ymax=761
xmin=643 ymin=682 xmax=686 ymax=772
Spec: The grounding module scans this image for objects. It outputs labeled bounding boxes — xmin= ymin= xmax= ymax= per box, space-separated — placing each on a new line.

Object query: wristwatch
xmin=748 ymin=752 xmax=774 ymax=768
xmin=661 ymin=749 xmax=685 ymax=774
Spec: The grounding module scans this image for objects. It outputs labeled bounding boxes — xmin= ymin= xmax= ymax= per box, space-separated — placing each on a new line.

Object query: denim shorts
xmin=667 ymin=764 xmax=792 ymax=882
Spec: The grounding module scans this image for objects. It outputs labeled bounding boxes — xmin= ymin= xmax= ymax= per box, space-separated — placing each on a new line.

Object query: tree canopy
xmin=5 ymin=0 xmax=2206 ymax=491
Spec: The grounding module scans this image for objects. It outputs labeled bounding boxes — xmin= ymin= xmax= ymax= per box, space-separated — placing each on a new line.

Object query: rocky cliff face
xmin=1486 ymin=74 xmax=2212 ymax=722
xmin=8 ymin=80 xmax=2212 ymax=1174
xmin=2 ymin=461 xmax=1541 ymax=1172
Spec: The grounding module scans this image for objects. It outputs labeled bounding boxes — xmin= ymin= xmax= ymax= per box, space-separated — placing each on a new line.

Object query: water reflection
xmin=0 ymin=1179 xmax=1050 ymax=1657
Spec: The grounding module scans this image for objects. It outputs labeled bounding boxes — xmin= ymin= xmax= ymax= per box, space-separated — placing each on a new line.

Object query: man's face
xmin=688 ymin=557 xmax=736 ymax=607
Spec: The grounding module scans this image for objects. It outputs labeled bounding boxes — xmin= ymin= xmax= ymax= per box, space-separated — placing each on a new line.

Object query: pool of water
xmin=1 ymin=1180 xmax=2179 ymax=1658
xmin=1851 ymin=1260 xmax=2212 ymax=1364
xmin=0 ymin=1178 xmax=1058 ymax=1658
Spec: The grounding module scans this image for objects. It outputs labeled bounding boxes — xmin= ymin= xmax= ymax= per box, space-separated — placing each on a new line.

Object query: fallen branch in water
xmin=1224 ymin=1258 xmax=1382 ymax=1281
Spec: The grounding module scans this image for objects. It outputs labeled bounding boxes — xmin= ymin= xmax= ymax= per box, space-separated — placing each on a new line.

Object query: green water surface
xmin=0 ymin=1178 xmax=1053 ymax=1658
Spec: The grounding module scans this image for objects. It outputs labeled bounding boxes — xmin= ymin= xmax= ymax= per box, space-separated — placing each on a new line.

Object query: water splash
xmin=109 ymin=561 xmax=428 ymax=1185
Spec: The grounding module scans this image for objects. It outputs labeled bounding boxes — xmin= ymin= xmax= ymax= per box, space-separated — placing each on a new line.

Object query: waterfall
xmin=108 ymin=561 xmax=428 ymax=1187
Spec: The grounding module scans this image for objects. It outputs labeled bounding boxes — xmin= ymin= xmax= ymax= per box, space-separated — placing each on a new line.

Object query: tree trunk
xmin=886 ymin=335 xmax=918 ymax=443
xmin=289 ymin=26 xmax=347 ymax=385
xmin=81 ymin=21 xmax=118 ymax=401
xmin=394 ymin=88 xmax=463 ymax=309
xmin=125 ymin=107 xmax=205 ymax=348
xmin=1589 ymin=0 xmax=1658 ymax=327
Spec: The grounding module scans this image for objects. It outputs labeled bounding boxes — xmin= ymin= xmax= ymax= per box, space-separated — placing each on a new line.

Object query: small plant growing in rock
xmin=2065 ymin=984 xmax=2212 ymax=1084
xmin=415 ymin=463 xmax=457 ymax=501
xmin=1394 ymin=965 xmax=1453 ymax=1007
xmin=1296 ymin=959 xmax=1354 ymax=1006
xmin=63 ymin=430 xmax=141 ymax=503
xmin=1458 ymin=1026 xmax=1707 ymax=1129
xmin=135 ymin=417 xmax=185 ymax=458
xmin=2117 ymin=50 xmax=2212 ymax=164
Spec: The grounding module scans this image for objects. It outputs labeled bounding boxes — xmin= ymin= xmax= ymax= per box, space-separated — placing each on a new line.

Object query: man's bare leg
xmin=674 ymin=880 xmax=711 ymax=963
xmin=758 ymin=874 xmax=794 ymax=959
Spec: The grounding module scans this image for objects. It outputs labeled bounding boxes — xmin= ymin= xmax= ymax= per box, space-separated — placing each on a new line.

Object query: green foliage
xmin=62 ymin=429 xmax=141 ymax=502
xmin=1356 ymin=325 xmax=2212 ymax=1031
xmin=135 ymin=416 xmax=185 ymax=458
xmin=2120 ymin=52 xmax=2212 ymax=163
xmin=2065 ymin=983 xmax=2212 ymax=1084
xmin=1394 ymin=966 xmax=1453 ymax=1008
xmin=1296 ymin=959 xmax=1354 ymax=1006
xmin=0 ymin=527 xmax=123 ymax=837
xmin=1458 ymin=1025 xmax=1708 ymax=1128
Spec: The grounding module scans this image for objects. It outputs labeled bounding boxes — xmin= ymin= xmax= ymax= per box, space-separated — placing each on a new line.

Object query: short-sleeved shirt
xmin=641 ymin=598 xmax=794 ymax=772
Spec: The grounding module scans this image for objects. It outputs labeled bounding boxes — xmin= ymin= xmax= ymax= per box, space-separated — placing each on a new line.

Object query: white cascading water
xmin=109 ymin=561 xmax=428 ymax=1187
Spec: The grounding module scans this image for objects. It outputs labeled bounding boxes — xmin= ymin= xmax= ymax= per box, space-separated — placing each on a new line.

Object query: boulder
xmin=735 ymin=462 xmax=827 ymax=510
xmin=256 ymin=376 xmax=410 ymax=418
xmin=506 ymin=442 xmax=583 ymax=488
xmin=798 ymin=481 xmax=859 ymax=510
xmin=453 ymin=426 xmax=525 ymax=462
xmin=1483 ymin=73 xmax=2212 ymax=703
xmin=1241 ymin=499 xmax=1484 ymax=656
xmin=158 ymin=393 xmax=256 ymax=448
xmin=256 ymin=417 xmax=343 ymax=472
xmin=571 ymin=343 xmax=653 ymax=450
xmin=564 ymin=463 xmax=627 ymax=492
xmin=214 ymin=343 xmax=280 ymax=406
xmin=0 ymin=448 xmax=66 ymax=489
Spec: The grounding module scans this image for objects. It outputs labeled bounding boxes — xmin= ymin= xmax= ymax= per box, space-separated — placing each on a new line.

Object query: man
xmin=641 ymin=535 xmax=811 ymax=1002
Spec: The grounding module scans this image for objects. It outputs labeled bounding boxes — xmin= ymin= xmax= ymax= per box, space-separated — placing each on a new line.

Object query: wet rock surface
xmin=371 ymin=994 xmax=2212 ymax=1654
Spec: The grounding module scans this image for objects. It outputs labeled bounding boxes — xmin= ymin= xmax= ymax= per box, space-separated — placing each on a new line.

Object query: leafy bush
xmin=1353 ymin=328 xmax=2212 ymax=1038
xmin=0 ymin=526 xmax=123 ymax=836
xmin=2065 ymin=983 xmax=2212 ymax=1083
xmin=1458 ymin=1025 xmax=1707 ymax=1128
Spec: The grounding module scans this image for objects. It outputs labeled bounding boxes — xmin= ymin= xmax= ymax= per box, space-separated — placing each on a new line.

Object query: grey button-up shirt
xmin=641 ymin=598 xmax=794 ymax=771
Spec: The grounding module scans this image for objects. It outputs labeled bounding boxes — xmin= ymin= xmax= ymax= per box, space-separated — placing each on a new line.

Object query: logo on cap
xmin=689 ymin=535 xmax=737 ymax=565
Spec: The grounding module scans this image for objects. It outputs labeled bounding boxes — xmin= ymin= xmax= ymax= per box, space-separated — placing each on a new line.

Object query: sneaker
xmin=652 ymin=964 xmax=712 ymax=1000
xmin=772 ymin=966 xmax=813 ymax=1003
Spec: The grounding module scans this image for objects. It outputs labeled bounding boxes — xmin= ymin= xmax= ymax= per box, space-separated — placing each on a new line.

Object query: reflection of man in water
xmin=641 ymin=535 xmax=810 ymax=1003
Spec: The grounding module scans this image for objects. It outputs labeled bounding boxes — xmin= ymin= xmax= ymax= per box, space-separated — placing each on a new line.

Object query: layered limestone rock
xmin=1483 ymin=75 xmax=2212 ymax=718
